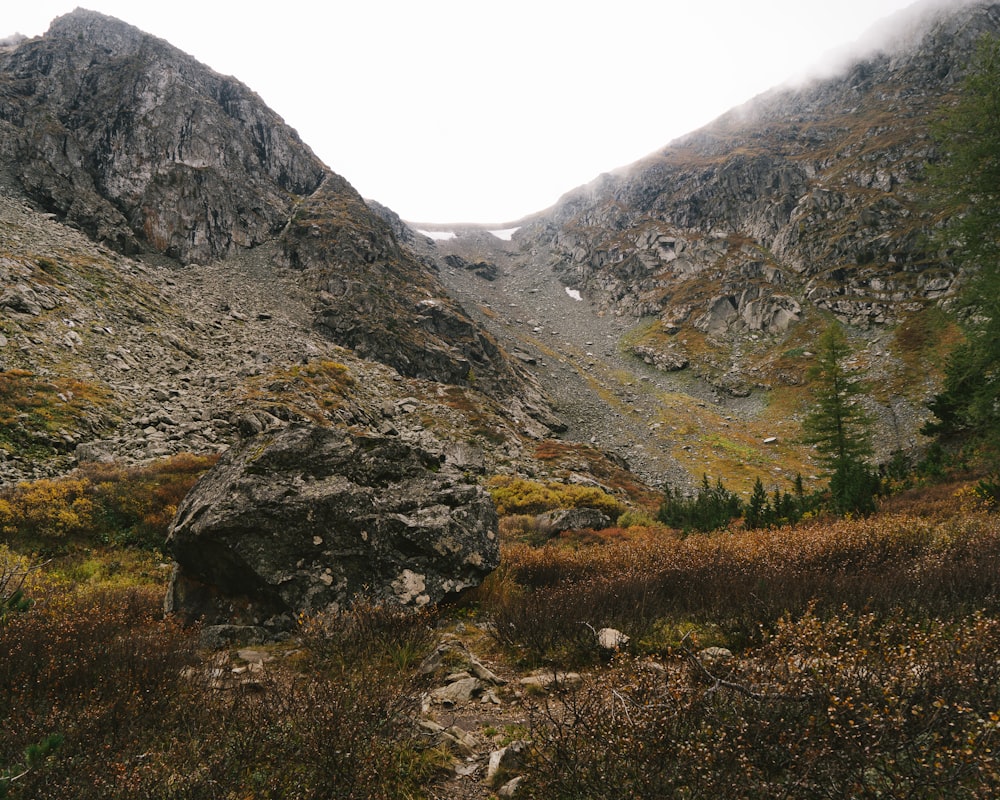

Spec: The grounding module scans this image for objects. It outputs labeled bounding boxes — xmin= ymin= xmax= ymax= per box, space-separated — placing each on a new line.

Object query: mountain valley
xmin=5 ymin=4 xmax=1000 ymax=798
xmin=2 ymin=3 xmax=992 ymax=504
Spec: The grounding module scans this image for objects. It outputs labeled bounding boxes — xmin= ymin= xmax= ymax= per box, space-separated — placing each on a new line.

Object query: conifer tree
xmin=803 ymin=322 xmax=878 ymax=515
xmin=744 ymin=477 xmax=771 ymax=529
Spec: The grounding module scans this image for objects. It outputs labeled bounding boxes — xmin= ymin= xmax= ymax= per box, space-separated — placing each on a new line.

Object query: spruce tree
xmin=744 ymin=477 xmax=771 ymax=529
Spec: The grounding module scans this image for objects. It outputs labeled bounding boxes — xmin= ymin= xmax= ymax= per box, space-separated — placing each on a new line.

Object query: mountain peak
xmin=46 ymin=7 xmax=156 ymax=54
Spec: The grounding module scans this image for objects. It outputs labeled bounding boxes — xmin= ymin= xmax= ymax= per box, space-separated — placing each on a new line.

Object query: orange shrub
xmin=0 ymin=453 xmax=218 ymax=551
xmin=477 ymin=482 xmax=1000 ymax=662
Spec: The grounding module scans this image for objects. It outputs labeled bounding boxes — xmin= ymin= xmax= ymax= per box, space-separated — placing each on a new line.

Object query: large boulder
xmin=164 ymin=423 xmax=499 ymax=626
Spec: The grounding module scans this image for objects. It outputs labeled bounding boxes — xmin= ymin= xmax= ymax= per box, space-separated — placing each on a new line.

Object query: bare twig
xmin=611 ymin=689 xmax=634 ymax=725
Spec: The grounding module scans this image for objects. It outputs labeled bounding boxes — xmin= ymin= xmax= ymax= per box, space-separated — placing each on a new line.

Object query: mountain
xmin=421 ymin=0 xmax=998 ymax=489
xmin=514 ymin=0 xmax=994 ymax=354
xmin=0 ymin=9 xmax=560 ymax=485
xmin=0 ymin=2 xmax=994 ymax=498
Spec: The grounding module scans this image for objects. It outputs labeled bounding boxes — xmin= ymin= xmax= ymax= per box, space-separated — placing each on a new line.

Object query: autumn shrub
xmin=522 ymin=607 xmax=1000 ymax=799
xmin=139 ymin=605 xmax=443 ymax=800
xmin=0 ymin=580 xmax=199 ymax=797
xmin=480 ymin=486 xmax=1000 ymax=663
xmin=0 ymin=478 xmax=95 ymax=541
xmin=243 ymin=358 xmax=355 ymax=422
xmin=0 ymin=453 xmax=217 ymax=551
xmin=0 ymin=581 xmax=446 ymax=799
xmin=0 ymin=546 xmax=33 ymax=621
xmin=488 ymin=475 xmax=624 ymax=518
xmin=78 ymin=452 xmax=218 ymax=548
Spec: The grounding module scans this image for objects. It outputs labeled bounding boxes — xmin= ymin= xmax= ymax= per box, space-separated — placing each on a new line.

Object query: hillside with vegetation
xmin=1 ymin=2 xmax=1000 ymax=798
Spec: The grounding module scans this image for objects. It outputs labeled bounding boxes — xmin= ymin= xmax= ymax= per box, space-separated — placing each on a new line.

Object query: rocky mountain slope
xmin=0 ymin=2 xmax=993 ymax=502
xmin=0 ymin=9 xmax=564 ymax=488
xmin=518 ymin=1 xmax=994 ymax=334
xmin=416 ymin=0 xmax=996 ymax=490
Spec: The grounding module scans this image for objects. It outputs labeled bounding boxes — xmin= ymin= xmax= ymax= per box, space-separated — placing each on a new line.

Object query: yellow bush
xmin=2 ymin=478 xmax=94 ymax=539
xmin=0 ymin=453 xmax=217 ymax=549
xmin=487 ymin=476 xmax=624 ymax=518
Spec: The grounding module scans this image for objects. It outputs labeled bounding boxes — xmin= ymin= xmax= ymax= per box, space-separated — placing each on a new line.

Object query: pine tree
xmin=802 ymin=322 xmax=878 ymax=515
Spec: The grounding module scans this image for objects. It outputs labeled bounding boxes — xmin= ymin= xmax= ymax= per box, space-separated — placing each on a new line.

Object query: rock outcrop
xmin=164 ymin=422 xmax=500 ymax=625
xmin=0 ymin=10 xmax=326 ymax=263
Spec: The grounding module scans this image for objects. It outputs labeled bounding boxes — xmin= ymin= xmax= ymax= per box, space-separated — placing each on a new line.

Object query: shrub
xmin=79 ymin=453 xmax=218 ymax=548
xmin=0 ymin=582 xmax=199 ymax=798
xmin=0 ymin=547 xmax=33 ymax=622
xmin=0 ymin=581 xmax=446 ymax=799
xmin=479 ymin=484 xmax=1000 ymax=663
xmin=521 ymin=607 xmax=1000 ymax=799
xmin=0 ymin=453 xmax=217 ymax=551
xmin=0 ymin=370 xmax=115 ymax=457
xmin=488 ymin=476 xmax=624 ymax=518
xmin=0 ymin=478 xmax=94 ymax=541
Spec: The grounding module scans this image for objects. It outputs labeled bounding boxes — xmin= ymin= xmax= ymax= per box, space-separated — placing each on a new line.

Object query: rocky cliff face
xmin=0 ymin=10 xmax=325 ymax=263
xmin=515 ymin=1 xmax=999 ymax=368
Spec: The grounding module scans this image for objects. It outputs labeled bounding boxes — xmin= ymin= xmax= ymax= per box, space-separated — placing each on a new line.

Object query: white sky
xmin=5 ymin=1 xmax=946 ymax=223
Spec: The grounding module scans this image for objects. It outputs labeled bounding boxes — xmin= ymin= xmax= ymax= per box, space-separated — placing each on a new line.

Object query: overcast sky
xmin=4 ymin=1 xmax=961 ymax=223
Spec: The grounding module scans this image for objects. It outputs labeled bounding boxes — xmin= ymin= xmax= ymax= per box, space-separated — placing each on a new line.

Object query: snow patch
xmin=565 ymin=287 xmax=582 ymax=301
xmin=488 ymin=227 xmax=519 ymax=241
xmin=417 ymin=230 xmax=456 ymax=241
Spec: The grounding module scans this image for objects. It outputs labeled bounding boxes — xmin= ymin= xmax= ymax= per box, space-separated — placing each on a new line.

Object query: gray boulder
xmin=534 ymin=507 xmax=612 ymax=536
xmin=164 ymin=422 xmax=499 ymax=625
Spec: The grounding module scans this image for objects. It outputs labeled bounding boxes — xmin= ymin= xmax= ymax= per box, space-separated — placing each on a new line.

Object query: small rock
xmin=518 ymin=671 xmax=582 ymax=693
xmin=487 ymin=741 xmax=529 ymax=787
xmin=236 ymin=648 xmax=274 ymax=664
xmin=498 ymin=775 xmax=526 ymax=797
xmin=468 ymin=655 xmax=506 ymax=685
xmin=698 ymin=646 xmax=733 ymax=664
xmin=430 ymin=677 xmax=483 ymax=707
xmin=197 ymin=624 xmax=268 ymax=649
xmin=534 ymin=507 xmax=611 ymax=536
xmin=443 ymin=725 xmax=479 ymax=757
xmin=597 ymin=627 xmax=630 ymax=651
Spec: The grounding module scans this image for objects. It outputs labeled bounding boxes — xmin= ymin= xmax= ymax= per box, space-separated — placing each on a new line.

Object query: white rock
xmin=597 ymin=627 xmax=630 ymax=650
